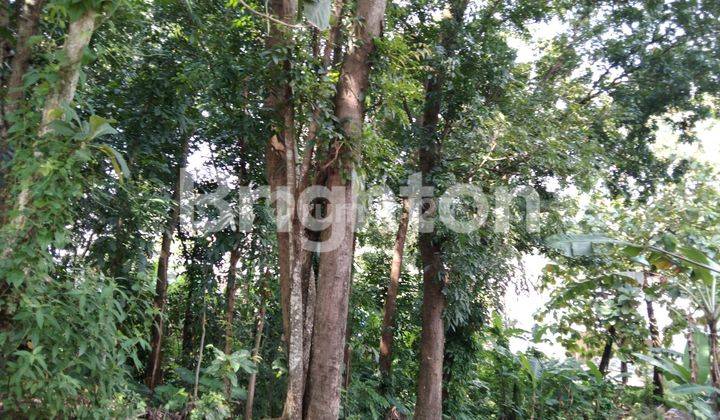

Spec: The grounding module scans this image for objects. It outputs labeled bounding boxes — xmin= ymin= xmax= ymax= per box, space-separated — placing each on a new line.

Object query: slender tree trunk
xmin=645 ymin=301 xmax=663 ymax=397
xmin=181 ymin=269 xmax=196 ymax=358
xmin=3 ymin=0 xmax=45 ymax=117
xmin=193 ymin=301 xmax=207 ymax=401
xmin=414 ymin=4 xmax=467 ymax=418
xmin=687 ymin=316 xmax=698 ymax=383
xmin=620 ymin=361 xmax=628 ymax=385
xmin=0 ymin=0 xmax=45 ymax=221
xmin=224 ymin=248 xmax=241 ymax=354
xmin=304 ymin=0 xmax=387 ymax=417
xmin=223 ymin=247 xmax=242 ymax=398
xmin=708 ymin=321 xmax=720 ymax=391
xmin=146 ymin=134 xmax=191 ymax=391
xmin=0 ymin=0 xmax=9 ymax=73
xmin=244 ymin=272 xmax=268 ymax=420
xmin=643 ymin=273 xmax=663 ymax=397
xmin=261 ymin=1 xmax=305 ymax=417
xmin=379 ymin=198 xmax=410 ymax=379
xmin=598 ymin=325 xmax=615 ymax=375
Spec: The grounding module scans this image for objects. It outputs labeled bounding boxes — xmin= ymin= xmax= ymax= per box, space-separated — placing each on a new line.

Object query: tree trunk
xmin=687 ymin=316 xmax=698 ymax=383
xmin=643 ymin=273 xmax=663 ymax=397
xmin=3 ymin=0 xmax=45 ymax=117
xmin=379 ymin=198 xmax=410 ymax=380
xmin=708 ymin=321 xmax=720 ymax=391
xmin=224 ymin=247 xmax=241 ymax=354
xmin=598 ymin=325 xmax=615 ymax=375
xmin=415 ymin=222 xmax=446 ymax=419
xmin=40 ymin=9 xmax=97 ymax=134
xmin=0 ymin=0 xmax=9 ymax=73
xmin=0 ymin=0 xmax=45 ymax=221
xmin=620 ymin=361 xmax=628 ymax=385
xmin=223 ymin=247 xmax=242 ymax=398
xmin=261 ymin=1 xmax=305 ymax=417
xmin=414 ymin=4 xmax=467 ymax=418
xmin=304 ymin=0 xmax=387 ymax=417
xmin=193 ymin=301 xmax=207 ymax=401
xmin=244 ymin=271 xmax=269 ymax=420
xmin=146 ymin=134 xmax=190 ymax=391
xmin=645 ymin=300 xmax=664 ymax=397
xmin=181 ymin=268 xmax=196 ymax=359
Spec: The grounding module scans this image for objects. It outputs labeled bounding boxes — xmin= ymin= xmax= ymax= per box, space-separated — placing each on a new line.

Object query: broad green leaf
xmin=88 ymin=115 xmax=118 ymax=140
xmin=96 ymin=144 xmax=131 ymax=183
xmin=586 ymin=360 xmax=603 ymax=380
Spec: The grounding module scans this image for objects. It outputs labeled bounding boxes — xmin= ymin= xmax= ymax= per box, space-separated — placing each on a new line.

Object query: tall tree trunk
xmin=645 ymin=299 xmax=663 ymax=397
xmin=687 ymin=316 xmax=698 ymax=383
xmin=224 ymin=248 xmax=241 ymax=354
xmin=414 ymin=4 xmax=467 ymax=418
xmin=643 ymin=273 xmax=663 ymax=397
xmin=39 ymin=9 xmax=97 ymax=134
xmin=244 ymin=271 xmax=269 ymax=420
xmin=261 ymin=1 xmax=305 ymax=417
xmin=379 ymin=197 xmax=410 ymax=380
xmin=0 ymin=0 xmax=45 ymax=221
xmin=0 ymin=0 xmax=9 ymax=73
xmin=223 ymin=247 xmax=242 ymax=398
xmin=598 ymin=325 xmax=616 ymax=375
xmin=620 ymin=361 xmax=628 ymax=385
xmin=0 ymin=7 xmax=98 ymax=332
xmin=193 ymin=300 xmax=207 ymax=401
xmin=708 ymin=321 xmax=720 ymax=392
xmin=146 ymin=134 xmax=191 ymax=391
xmin=304 ymin=0 xmax=387 ymax=417
xmin=3 ymin=0 xmax=45 ymax=118
xmin=6 ymin=8 xmax=97 ymax=236
xmin=181 ymin=269 xmax=196 ymax=359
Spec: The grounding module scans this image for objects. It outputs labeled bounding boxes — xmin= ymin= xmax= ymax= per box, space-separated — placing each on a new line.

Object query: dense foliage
xmin=0 ymin=0 xmax=719 ymax=418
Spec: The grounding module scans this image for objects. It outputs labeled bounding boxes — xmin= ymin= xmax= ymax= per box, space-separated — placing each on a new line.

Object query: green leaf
xmin=586 ymin=360 xmax=603 ymax=380
xmin=634 ymin=352 xmax=691 ymax=383
xmin=671 ymin=384 xmax=718 ymax=395
xmin=96 ymin=144 xmax=131 ymax=183
xmin=88 ymin=115 xmax=118 ymax=140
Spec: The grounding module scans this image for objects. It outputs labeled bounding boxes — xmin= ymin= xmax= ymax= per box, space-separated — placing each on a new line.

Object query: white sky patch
xmin=653 ymin=118 xmax=720 ymax=166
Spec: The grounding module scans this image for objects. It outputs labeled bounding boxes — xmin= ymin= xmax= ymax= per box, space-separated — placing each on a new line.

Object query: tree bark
xmin=3 ymin=0 xmax=45 ymax=117
xmin=146 ymin=134 xmax=191 ymax=391
xmin=414 ymin=4 xmax=467 ymax=418
xmin=379 ymin=197 xmax=410 ymax=379
xmin=260 ymin=1 xmax=305 ymax=418
xmin=0 ymin=0 xmax=9 ymax=74
xmin=223 ymin=247 xmax=242 ymax=398
xmin=244 ymin=271 xmax=269 ymax=420
xmin=304 ymin=0 xmax=387 ymax=417
xmin=0 ymin=0 xmax=45 ymax=221
xmin=686 ymin=316 xmax=698 ymax=383
xmin=598 ymin=325 xmax=616 ymax=375
xmin=708 ymin=321 xmax=720 ymax=391
xmin=643 ymin=273 xmax=663 ymax=397
xmin=645 ymin=300 xmax=663 ymax=397
xmin=193 ymin=302 xmax=207 ymax=401
xmin=40 ymin=9 xmax=97 ymax=134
